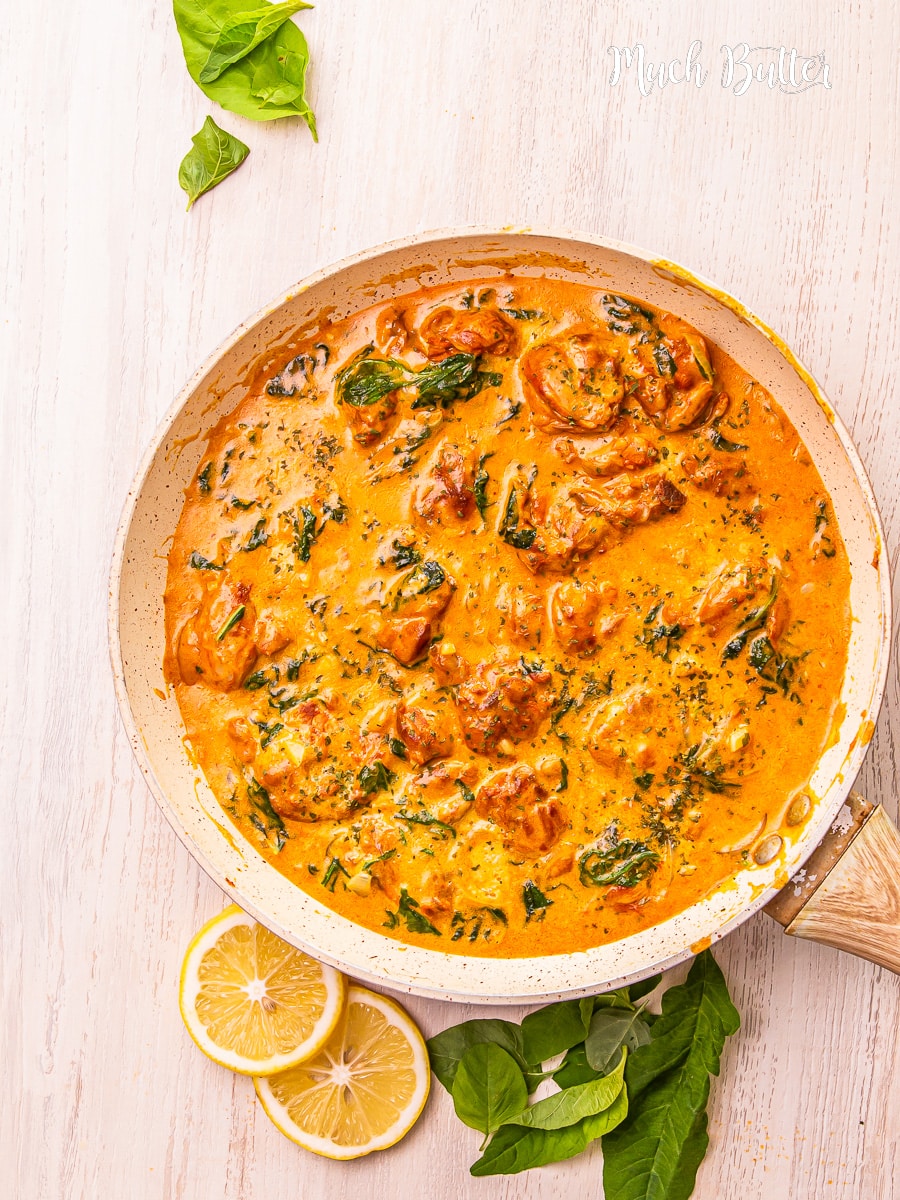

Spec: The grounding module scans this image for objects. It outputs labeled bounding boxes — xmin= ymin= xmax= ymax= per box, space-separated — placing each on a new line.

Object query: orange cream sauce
xmin=164 ymin=278 xmax=850 ymax=956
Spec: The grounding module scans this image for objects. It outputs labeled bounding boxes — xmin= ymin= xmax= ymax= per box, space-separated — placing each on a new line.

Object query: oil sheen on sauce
xmin=163 ymin=279 xmax=851 ymax=957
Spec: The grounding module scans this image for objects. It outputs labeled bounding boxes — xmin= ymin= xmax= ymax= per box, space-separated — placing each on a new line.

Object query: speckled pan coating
xmin=108 ymin=228 xmax=891 ymax=1003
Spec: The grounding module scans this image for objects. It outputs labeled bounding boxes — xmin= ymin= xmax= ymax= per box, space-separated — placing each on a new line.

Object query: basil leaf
xmin=584 ymin=1007 xmax=652 ymax=1075
xmin=471 ymin=1089 xmax=628 ymax=1177
xmin=198 ymin=2 xmax=311 ymax=82
xmin=451 ymin=1044 xmax=528 ymax=1135
xmin=602 ymin=950 xmax=740 ymax=1200
xmin=427 ymin=1019 xmax=528 ymax=1093
xmin=507 ymin=1049 xmax=626 ymax=1131
xmin=178 ymin=116 xmax=249 ymax=209
xmin=521 ymin=999 xmax=592 ymax=1065
xmin=174 ymin=0 xmax=317 ymax=133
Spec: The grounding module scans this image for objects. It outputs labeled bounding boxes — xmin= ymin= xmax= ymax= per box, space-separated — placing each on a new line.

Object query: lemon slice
xmin=179 ymin=905 xmax=345 ymax=1075
xmin=254 ymin=985 xmax=430 ymax=1159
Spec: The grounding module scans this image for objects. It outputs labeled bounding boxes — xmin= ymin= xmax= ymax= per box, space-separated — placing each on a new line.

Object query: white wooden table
xmin=3 ymin=2 xmax=899 ymax=1196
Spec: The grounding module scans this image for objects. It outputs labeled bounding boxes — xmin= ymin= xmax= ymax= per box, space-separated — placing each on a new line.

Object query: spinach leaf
xmin=629 ymin=974 xmax=662 ymax=1003
xmin=173 ymin=0 xmax=317 ymax=133
xmin=198 ymin=1 xmax=311 ymax=82
xmin=189 ymin=550 xmax=224 ymax=570
xmin=291 ymin=505 xmax=318 ymax=561
xmin=585 ymin=1007 xmax=652 ymax=1075
xmin=552 ymin=1043 xmax=601 ymax=1089
xmin=243 ymin=518 xmax=268 ymax=551
xmin=396 ymin=808 xmax=456 ymax=839
xmin=708 ymin=427 xmax=749 ymax=453
xmin=602 ymin=950 xmax=740 ymax=1200
xmin=471 ymin=1066 xmax=628 ymax=1178
xmin=394 ymin=886 xmax=440 ymax=936
xmin=503 ymin=1050 xmax=626 ymax=1132
xmin=357 ymin=762 xmax=395 ymax=795
xmin=321 ymin=856 xmax=348 ymax=892
xmin=474 ymin=453 xmax=493 ymax=520
xmin=500 ymin=485 xmax=536 ymax=550
xmin=428 ymin=1019 xmax=531 ymax=1093
xmin=579 ymin=829 xmax=660 ymax=889
xmin=336 ymin=350 xmax=494 ymax=410
xmin=471 ymin=1097 xmax=628 ymax=1177
xmin=521 ymin=999 xmax=592 ymax=1065
xmin=246 ymin=774 xmax=286 ymax=850
xmin=389 ymin=540 xmax=421 ymax=568
xmin=451 ymin=1044 xmax=528 ymax=1135
xmin=522 ymin=879 xmax=552 ymax=921
xmin=178 ymin=116 xmax=249 ymax=209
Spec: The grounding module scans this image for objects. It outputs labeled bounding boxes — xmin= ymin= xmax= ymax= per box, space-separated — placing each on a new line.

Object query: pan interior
xmin=111 ymin=229 xmax=888 ymax=1002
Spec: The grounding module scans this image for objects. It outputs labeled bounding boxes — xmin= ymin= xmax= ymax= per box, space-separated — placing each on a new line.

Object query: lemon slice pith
xmin=254 ymin=985 xmax=431 ymax=1159
xmin=179 ymin=905 xmax=345 ymax=1075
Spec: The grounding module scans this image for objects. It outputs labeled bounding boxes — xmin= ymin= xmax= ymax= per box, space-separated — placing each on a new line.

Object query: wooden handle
xmin=765 ymin=792 xmax=900 ymax=973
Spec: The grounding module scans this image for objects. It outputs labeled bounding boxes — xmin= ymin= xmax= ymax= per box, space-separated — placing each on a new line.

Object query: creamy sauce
xmin=164 ymin=278 xmax=851 ymax=956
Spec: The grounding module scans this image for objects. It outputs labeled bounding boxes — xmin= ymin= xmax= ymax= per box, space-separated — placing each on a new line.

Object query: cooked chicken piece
xmin=414 ymin=443 xmax=475 ymax=523
xmin=540 ymin=842 xmax=576 ymax=880
xmin=418 ymin=306 xmax=516 ymax=359
xmin=417 ymin=869 xmax=455 ymax=918
xmin=512 ymin=480 xmax=610 ymax=573
xmin=375 ymin=617 xmax=432 ymax=666
xmin=694 ymin=561 xmax=767 ymax=627
xmin=227 ymin=716 xmax=257 ymax=763
xmin=176 ymin=576 xmax=258 ymax=691
xmin=454 ymin=659 xmax=554 ymax=754
xmin=550 ymin=580 xmax=609 ymax=654
xmin=342 ymin=390 xmax=398 ymax=446
xmin=357 ymin=814 xmax=401 ymax=895
xmin=375 ymin=305 xmax=413 ymax=356
xmin=253 ymin=615 xmax=291 ymax=657
xmin=373 ymin=562 xmax=456 ymax=665
xmin=512 ymin=472 xmax=685 ymax=574
xmin=521 ymin=327 xmax=625 ymax=433
xmin=575 ymin=472 xmax=687 ymax=528
xmin=633 ymin=319 xmax=715 ymax=431
xmin=475 ymin=764 xmax=568 ymax=857
xmin=496 ymin=582 xmax=544 ymax=645
xmin=766 ymin=593 xmax=790 ymax=644
xmin=428 ymin=641 xmax=469 ymax=686
xmin=555 ymin=434 xmax=659 ymax=477
xmin=680 ymin=450 xmax=750 ymax=497
xmin=396 ymin=700 xmax=454 ymax=764
xmin=588 ymin=687 xmax=655 ymax=772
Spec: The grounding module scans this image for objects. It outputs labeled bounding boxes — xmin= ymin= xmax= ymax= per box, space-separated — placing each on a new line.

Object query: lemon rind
xmin=253 ymin=985 xmax=431 ymax=1159
xmin=178 ymin=905 xmax=346 ymax=1076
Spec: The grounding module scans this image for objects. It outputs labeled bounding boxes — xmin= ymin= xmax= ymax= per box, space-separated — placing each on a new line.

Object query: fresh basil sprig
xmin=178 ymin=116 xmax=250 ymax=209
xmin=428 ymin=949 xmax=739 ymax=1194
xmin=174 ymin=0 xmax=317 ymax=133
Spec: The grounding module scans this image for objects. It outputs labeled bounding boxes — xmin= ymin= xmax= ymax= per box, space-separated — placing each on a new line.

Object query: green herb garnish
xmin=189 ymin=551 xmax=223 ymax=570
xmin=215 ymin=605 xmax=245 ymax=640
xmin=357 ymin=761 xmax=396 ymax=795
xmin=500 ymin=486 xmax=536 ymax=550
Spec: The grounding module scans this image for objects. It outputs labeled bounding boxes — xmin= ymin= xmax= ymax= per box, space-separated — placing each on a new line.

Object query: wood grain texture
xmin=2 ymin=1 xmax=899 ymax=1197
xmin=785 ymin=805 xmax=900 ymax=973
